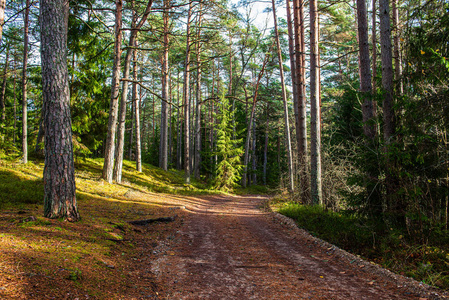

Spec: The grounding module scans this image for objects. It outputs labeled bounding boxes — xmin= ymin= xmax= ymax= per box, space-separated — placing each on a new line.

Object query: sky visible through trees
xmin=0 ymin=0 xmax=447 ymax=250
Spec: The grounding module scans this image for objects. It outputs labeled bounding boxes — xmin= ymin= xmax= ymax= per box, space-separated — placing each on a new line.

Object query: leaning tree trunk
xmin=41 ymin=0 xmax=79 ymax=222
xmin=102 ymin=0 xmax=123 ymax=183
xmin=114 ymin=0 xmax=153 ymax=182
xmin=272 ymin=0 xmax=294 ymax=192
xmin=310 ymin=0 xmax=322 ymax=205
xmin=242 ymin=46 xmax=271 ymax=188
xmin=21 ymin=0 xmax=30 ymax=164
xmin=114 ymin=10 xmax=137 ymax=183
xmin=0 ymin=46 xmax=9 ymax=120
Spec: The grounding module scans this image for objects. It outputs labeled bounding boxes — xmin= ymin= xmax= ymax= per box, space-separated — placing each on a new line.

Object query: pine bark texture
xmin=286 ymin=0 xmax=300 ymax=174
xmin=310 ymin=0 xmax=322 ymax=205
xmin=357 ymin=0 xmax=375 ymax=139
xmin=102 ymin=0 xmax=122 ymax=183
xmin=380 ymin=0 xmax=395 ymax=143
xmin=159 ymin=0 xmax=170 ymax=171
xmin=272 ymin=0 xmax=294 ymax=192
xmin=21 ymin=0 xmax=30 ymax=164
xmin=294 ymin=0 xmax=309 ymax=201
xmin=41 ymin=0 xmax=79 ymax=221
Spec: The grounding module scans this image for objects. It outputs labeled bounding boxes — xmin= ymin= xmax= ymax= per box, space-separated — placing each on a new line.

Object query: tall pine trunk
xmin=134 ymin=45 xmax=142 ymax=172
xmin=380 ymin=0 xmax=400 ymax=222
xmin=310 ymin=0 xmax=322 ymax=204
xmin=0 ymin=46 xmax=8 ymax=120
xmin=13 ymin=58 xmax=17 ymax=145
xmin=392 ymin=0 xmax=403 ymax=94
xmin=357 ymin=0 xmax=375 ymax=139
xmin=184 ymin=2 xmax=192 ymax=183
xmin=286 ymin=0 xmax=300 ymax=173
xmin=294 ymin=0 xmax=309 ymax=201
xmin=194 ymin=8 xmax=203 ymax=180
xmin=41 ymin=0 xmax=79 ymax=221
xmin=272 ymin=0 xmax=294 ymax=192
xmin=159 ymin=0 xmax=170 ymax=171
xmin=21 ymin=0 xmax=30 ymax=164
xmin=102 ymin=0 xmax=123 ymax=183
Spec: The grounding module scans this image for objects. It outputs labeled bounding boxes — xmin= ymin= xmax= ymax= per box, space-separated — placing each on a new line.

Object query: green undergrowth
xmin=0 ymin=157 xmax=221 ymax=210
xmin=277 ymin=202 xmax=449 ymax=290
xmin=0 ymin=157 xmax=218 ymax=298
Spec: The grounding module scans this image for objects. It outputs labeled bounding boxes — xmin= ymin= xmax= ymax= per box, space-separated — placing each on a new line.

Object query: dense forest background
xmin=0 ymin=0 xmax=448 ymax=246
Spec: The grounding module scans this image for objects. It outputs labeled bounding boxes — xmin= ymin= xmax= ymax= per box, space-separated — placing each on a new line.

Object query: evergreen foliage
xmin=213 ymin=94 xmax=243 ymax=191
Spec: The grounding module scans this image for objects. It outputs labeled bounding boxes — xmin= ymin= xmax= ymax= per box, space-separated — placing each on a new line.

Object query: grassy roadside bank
xmin=273 ymin=200 xmax=449 ymax=291
xmin=0 ymin=158 xmax=214 ymax=299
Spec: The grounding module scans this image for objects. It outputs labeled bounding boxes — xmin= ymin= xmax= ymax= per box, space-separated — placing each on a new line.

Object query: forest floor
xmin=150 ymin=194 xmax=448 ymax=300
xmin=1 ymin=159 xmax=448 ymax=299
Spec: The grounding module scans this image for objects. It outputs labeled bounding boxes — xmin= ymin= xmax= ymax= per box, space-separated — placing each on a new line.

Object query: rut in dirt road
xmin=150 ymin=195 xmax=428 ymax=299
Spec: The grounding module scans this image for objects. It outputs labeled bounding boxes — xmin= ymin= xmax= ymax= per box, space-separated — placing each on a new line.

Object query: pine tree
xmin=213 ymin=94 xmax=243 ymax=191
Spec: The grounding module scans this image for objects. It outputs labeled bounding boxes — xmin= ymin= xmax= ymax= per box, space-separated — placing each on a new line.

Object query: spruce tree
xmin=213 ymin=94 xmax=243 ymax=191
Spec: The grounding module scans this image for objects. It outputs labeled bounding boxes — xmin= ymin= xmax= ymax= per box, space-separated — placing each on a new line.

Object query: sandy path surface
xmin=150 ymin=195 xmax=437 ymax=299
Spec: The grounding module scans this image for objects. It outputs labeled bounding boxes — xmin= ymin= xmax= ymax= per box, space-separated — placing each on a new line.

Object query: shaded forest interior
xmin=0 ymin=0 xmax=449 ymax=291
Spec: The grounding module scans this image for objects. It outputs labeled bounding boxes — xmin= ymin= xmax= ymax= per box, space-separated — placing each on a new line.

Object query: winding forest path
xmin=150 ymin=195 xmax=436 ymax=299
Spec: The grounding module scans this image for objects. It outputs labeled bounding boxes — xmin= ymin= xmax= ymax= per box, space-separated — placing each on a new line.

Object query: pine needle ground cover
xmin=0 ymin=158 xmax=212 ymax=299
xmin=276 ymin=201 xmax=449 ymax=291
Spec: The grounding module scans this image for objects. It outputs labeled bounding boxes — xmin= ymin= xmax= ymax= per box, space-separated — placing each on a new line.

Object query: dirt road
xmin=151 ymin=195 xmax=444 ymax=299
